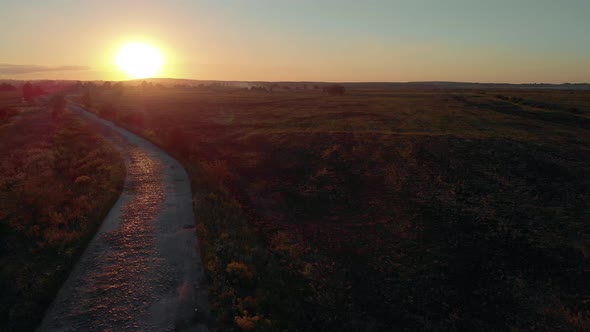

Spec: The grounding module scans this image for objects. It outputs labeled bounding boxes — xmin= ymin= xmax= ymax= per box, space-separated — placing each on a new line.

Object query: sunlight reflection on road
xmin=73 ymin=149 xmax=167 ymax=330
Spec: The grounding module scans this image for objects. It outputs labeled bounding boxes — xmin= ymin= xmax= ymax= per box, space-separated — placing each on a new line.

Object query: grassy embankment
xmin=0 ymin=92 xmax=125 ymax=331
xmin=84 ymin=86 xmax=590 ymax=331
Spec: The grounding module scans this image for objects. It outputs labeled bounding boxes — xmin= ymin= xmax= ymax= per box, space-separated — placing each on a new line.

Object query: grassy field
xmin=0 ymin=92 xmax=125 ymax=331
xmin=84 ymin=86 xmax=590 ymax=331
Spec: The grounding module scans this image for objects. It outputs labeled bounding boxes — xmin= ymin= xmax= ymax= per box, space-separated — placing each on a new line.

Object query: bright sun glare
xmin=116 ymin=42 xmax=163 ymax=79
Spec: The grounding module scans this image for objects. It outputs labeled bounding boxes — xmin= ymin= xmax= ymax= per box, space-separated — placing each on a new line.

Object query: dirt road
xmin=37 ymin=104 xmax=209 ymax=331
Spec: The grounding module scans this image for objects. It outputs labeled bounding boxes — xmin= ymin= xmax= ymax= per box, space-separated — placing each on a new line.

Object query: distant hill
xmin=138 ymin=78 xmax=590 ymax=90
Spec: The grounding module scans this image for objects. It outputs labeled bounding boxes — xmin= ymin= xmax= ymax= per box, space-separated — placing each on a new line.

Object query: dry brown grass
xmin=0 ymin=93 xmax=125 ymax=331
xmin=85 ymin=86 xmax=590 ymax=330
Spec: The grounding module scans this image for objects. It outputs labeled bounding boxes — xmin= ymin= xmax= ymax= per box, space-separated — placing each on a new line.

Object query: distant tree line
xmin=64 ymin=80 xmax=349 ymax=97
xmin=22 ymin=82 xmax=45 ymax=101
xmin=0 ymin=83 xmax=17 ymax=91
xmin=249 ymin=86 xmax=269 ymax=92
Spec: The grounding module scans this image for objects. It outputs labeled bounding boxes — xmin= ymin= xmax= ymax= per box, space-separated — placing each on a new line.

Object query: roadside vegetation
xmin=82 ymin=84 xmax=590 ymax=331
xmin=0 ymin=91 xmax=125 ymax=331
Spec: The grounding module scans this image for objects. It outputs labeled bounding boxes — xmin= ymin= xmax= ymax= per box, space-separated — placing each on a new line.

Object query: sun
xmin=116 ymin=42 xmax=163 ymax=79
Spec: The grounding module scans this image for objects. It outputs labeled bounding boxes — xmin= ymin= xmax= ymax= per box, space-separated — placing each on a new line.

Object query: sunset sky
xmin=1 ymin=0 xmax=589 ymax=83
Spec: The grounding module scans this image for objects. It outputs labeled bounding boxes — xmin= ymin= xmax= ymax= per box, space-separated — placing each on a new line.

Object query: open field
xmin=83 ymin=86 xmax=590 ymax=330
xmin=0 ymin=93 xmax=125 ymax=331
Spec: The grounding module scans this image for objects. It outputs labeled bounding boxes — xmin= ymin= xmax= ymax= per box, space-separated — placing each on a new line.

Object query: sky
xmin=1 ymin=0 xmax=589 ymax=83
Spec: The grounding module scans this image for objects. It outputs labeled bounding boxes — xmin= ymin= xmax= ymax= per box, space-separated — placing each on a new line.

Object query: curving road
xmin=37 ymin=104 xmax=209 ymax=332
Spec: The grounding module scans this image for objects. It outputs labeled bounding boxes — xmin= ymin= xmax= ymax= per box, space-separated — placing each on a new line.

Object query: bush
xmin=226 ymin=261 xmax=254 ymax=280
xmin=74 ymin=175 xmax=91 ymax=185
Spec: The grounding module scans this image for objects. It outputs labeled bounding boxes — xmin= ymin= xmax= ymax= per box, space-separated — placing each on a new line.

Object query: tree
xmin=112 ymin=82 xmax=126 ymax=97
xmin=33 ymin=85 xmax=44 ymax=98
xmin=82 ymin=91 xmax=92 ymax=109
xmin=22 ymin=82 xmax=34 ymax=101
xmin=49 ymin=94 xmax=66 ymax=118
xmin=141 ymin=80 xmax=153 ymax=89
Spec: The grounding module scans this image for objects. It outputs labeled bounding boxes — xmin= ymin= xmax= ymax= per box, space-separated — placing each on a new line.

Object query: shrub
xmin=234 ymin=314 xmax=260 ymax=330
xmin=226 ymin=261 xmax=254 ymax=280
xmin=74 ymin=175 xmax=91 ymax=185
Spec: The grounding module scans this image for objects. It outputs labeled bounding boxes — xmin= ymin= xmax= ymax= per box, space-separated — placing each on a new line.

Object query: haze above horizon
xmin=1 ymin=0 xmax=589 ymax=83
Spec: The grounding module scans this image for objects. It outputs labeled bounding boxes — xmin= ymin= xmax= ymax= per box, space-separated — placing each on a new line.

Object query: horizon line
xmin=1 ymin=77 xmax=589 ymax=85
